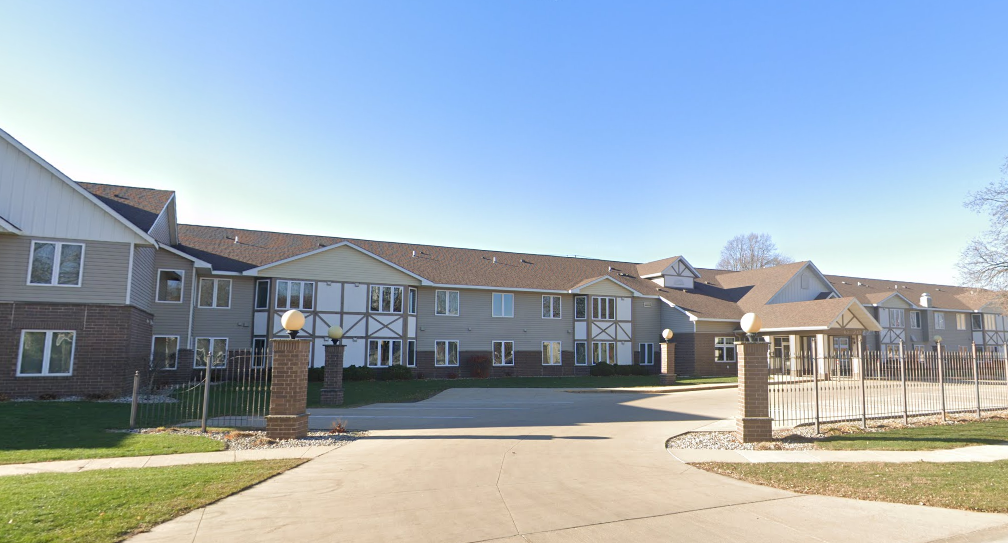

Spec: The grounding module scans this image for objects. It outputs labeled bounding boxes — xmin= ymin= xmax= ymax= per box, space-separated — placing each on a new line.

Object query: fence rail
xmin=769 ymin=344 xmax=1008 ymax=431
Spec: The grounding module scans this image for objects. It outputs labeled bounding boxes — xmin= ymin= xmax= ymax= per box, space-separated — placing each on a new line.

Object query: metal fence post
xmin=858 ymin=335 xmax=867 ymax=429
xmin=201 ymin=365 xmax=211 ymax=432
xmin=938 ymin=341 xmax=947 ymax=422
xmin=972 ymin=342 xmax=982 ymax=420
xmin=129 ymin=370 xmax=140 ymax=429
xmin=899 ymin=340 xmax=908 ymax=425
xmin=813 ymin=350 xmax=820 ymax=435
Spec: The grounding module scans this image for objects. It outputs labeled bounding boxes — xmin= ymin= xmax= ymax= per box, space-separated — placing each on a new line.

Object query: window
xmin=255 ymin=280 xmax=270 ymax=310
xmin=639 ymin=343 xmax=655 ymax=365
xmin=275 ymin=280 xmax=314 ymax=310
xmin=592 ymin=296 xmax=616 ymax=320
xmin=151 ymin=336 xmax=179 ymax=370
xmin=935 ymin=312 xmax=945 ymax=330
xmin=575 ymin=296 xmax=587 ymax=319
xmin=910 ymin=311 xmax=921 ymax=329
xmin=252 ymin=337 xmax=268 ymax=368
xmin=198 ymin=278 xmax=231 ymax=308
xmin=406 ymin=340 xmax=416 ymax=367
xmin=888 ymin=309 xmax=904 ymax=328
xmin=575 ymin=342 xmax=587 ymax=366
xmin=973 ymin=314 xmax=984 ymax=331
xmin=832 ymin=336 xmax=850 ymax=354
xmin=28 ymin=241 xmax=84 ymax=286
xmin=492 ymin=293 xmax=514 ymax=318
xmin=542 ymin=295 xmax=561 ymax=319
xmin=370 ymin=285 xmax=403 ymax=313
xmin=715 ymin=337 xmax=736 ymax=362
xmin=368 ymin=339 xmax=402 ymax=367
xmin=156 ymin=270 xmax=184 ymax=303
xmin=493 ymin=341 xmax=514 ymax=366
xmin=18 ymin=330 xmax=75 ymax=376
xmin=194 ymin=338 xmax=228 ymax=368
xmin=435 ymin=340 xmax=459 ymax=366
xmin=985 ymin=314 xmax=997 ymax=330
xmin=408 ymin=288 xmax=417 ymax=315
xmin=593 ymin=341 xmax=615 ymax=364
xmin=957 ymin=314 xmax=967 ymax=330
xmin=542 ymin=341 xmax=562 ymax=365
xmin=435 ymin=290 xmax=460 ymax=316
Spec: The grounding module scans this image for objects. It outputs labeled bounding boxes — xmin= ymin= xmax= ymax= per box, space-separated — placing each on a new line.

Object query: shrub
xmin=613 ymin=364 xmax=652 ymax=376
xmin=328 ymin=419 xmax=348 ymax=434
xmin=590 ymin=362 xmax=616 ymax=377
xmin=307 ymin=367 xmax=325 ymax=382
xmin=384 ymin=364 xmax=414 ymax=381
xmin=469 ymin=355 xmax=490 ymax=379
xmin=343 ymin=365 xmax=375 ymax=381
xmin=37 ymin=393 xmax=59 ymax=401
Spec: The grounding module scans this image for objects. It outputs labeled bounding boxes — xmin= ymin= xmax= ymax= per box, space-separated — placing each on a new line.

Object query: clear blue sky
xmin=2 ymin=1 xmax=1006 ymax=284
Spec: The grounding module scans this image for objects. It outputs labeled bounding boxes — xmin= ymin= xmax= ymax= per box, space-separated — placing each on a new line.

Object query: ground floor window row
xmin=17 ymin=330 xmax=76 ymax=376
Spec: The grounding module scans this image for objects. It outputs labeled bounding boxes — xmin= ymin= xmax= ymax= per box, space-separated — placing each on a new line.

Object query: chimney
xmin=920 ymin=293 xmax=932 ymax=308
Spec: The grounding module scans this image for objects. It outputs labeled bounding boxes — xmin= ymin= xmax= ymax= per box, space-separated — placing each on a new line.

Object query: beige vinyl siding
xmin=768 ymin=267 xmax=834 ymax=305
xmin=416 ymin=288 xmax=570 ymax=351
xmin=192 ymin=275 xmax=255 ymax=349
xmin=130 ymin=245 xmax=156 ymax=312
xmin=578 ymin=279 xmax=633 ymax=296
xmin=0 ymin=236 xmax=130 ymax=304
xmin=148 ymin=207 xmax=172 ymax=245
xmin=659 ymin=301 xmax=695 ymax=334
xmin=695 ymin=320 xmax=738 ymax=333
xmin=632 ymin=298 xmax=662 ymax=352
xmin=151 ymin=249 xmax=195 ymax=346
xmin=259 ymin=244 xmax=421 ymax=285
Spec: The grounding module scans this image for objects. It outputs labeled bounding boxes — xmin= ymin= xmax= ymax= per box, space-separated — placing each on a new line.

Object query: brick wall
xmin=671 ymin=333 xmax=738 ymax=377
xmin=0 ymin=302 xmax=153 ymax=399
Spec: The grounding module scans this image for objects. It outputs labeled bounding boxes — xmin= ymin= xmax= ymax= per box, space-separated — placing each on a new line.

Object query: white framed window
xmin=275 ymin=280 xmax=314 ymax=310
xmin=151 ymin=336 xmax=179 ymax=370
xmin=17 ymin=330 xmax=75 ymax=376
xmin=492 ymin=293 xmax=514 ymax=318
xmin=888 ymin=309 xmax=904 ymax=328
xmin=408 ymin=288 xmax=417 ymax=315
xmin=406 ymin=340 xmax=416 ymax=367
xmin=370 ymin=285 xmax=404 ymax=313
xmin=255 ymin=280 xmax=270 ymax=310
xmin=639 ymin=343 xmax=655 ymax=365
xmin=592 ymin=296 xmax=616 ymax=320
xmin=574 ymin=296 xmax=587 ymax=320
xmin=252 ymin=337 xmax=268 ymax=368
xmin=198 ymin=278 xmax=232 ymax=309
xmin=368 ymin=339 xmax=402 ymax=367
xmin=28 ymin=241 xmax=84 ymax=287
xmin=973 ymin=314 xmax=984 ymax=330
xmin=910 ymin=311 xmax=921 ymax=329
xmin=542 ymin=341 xmax=562 ymax=365
xmin=957 ymin=313 xmax=967 ymax=330
xmin=715 ymin=337 xmax=736 ymax=362
xmin=984 ymin=314 xmax=996 ymax=330
xmin=832 ymin=336 xmax=850 ymax=354
xmin=435 ymin=290 xmax=460 ymax=316
xmin=493 ymin=340 xmax=514 ymax=366
xmin=194 ymin=337 xmax=228 ymax=368
xmin=156 ymin=270 xmax=184 ymax=303
xmin=575 ymin=341 xmax=587 ymax=366
xmin=435 ymin=340 xmax=459 ymax=366
xmin=935 ymin=312 xmax=945 ymax=330
xmin=542 ymin=295 xmax=561 ymax=319
xmin=592 ymin=341 xmax=615 ymax=364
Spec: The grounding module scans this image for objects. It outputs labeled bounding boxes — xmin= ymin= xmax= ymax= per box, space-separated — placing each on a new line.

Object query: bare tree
xmin=959 ymin=158 xmax=1008 ymax=291
xmin=716 ymin=233 xmax=793 ymax=271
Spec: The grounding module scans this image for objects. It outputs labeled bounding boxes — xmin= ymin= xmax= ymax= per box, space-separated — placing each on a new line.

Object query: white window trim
xmin=369 ymin=285 xmax=404 ymax=314
xmin=492 ymin=340 xmax=515 ymax=366
xmin=254 ymin=280 xmax=271 ymax=310
xmin=592 ymin=296 xmax=616 ymax=321
xmin=435 ymin=290 xmax=460 ymax=317
xmin=26 ymin=240 xmax=85 ymax=287
xmin=542 ymin=341 xmax=562 ymax=365
xmin=639 ymin=343 xmax=655 ymax=365
xmin=368 ymin=339 xmax=402 ymax=367
xmin=574 ymin=295 xmax=587 ymax=320
xmin=156 ymin=269 xmax=186 ymax=304
xmin=17 ymin=330 xmax=76 ymax=377
xmin=592 ymin=341 xmax=616 ymax=365
xmin=574 ymin=341 xmax=588 ymax=366
xmin=194 ymin=337 xmax=229 ymax=368
xmin=492 ymin=292 xmax=514 ymax=318
xmin=434 ymin=340 xmax=460 ymax=366
xmin=151 ymin=335 xmax=180 ymax=371
xmin=956 ymin=313 xmax=967 ymax=330
xmin=542 ymin=295 xmax=562 ymax=319
xmin=714 ymin=336 xmax=736 ymax=363
xmin=406 ymin=339 xmax=416 ymax=367
xmin=889 ymin=308 xmax=904 ymax=328
xmin=275 ymin=280 xmax=314 ymax=311
xmin=910 ymin=311 xmax=921 ymax=329
xmin=408 ymin=287 xmax=418 ymax=315
xmin=935 ymin=312 xmax=945 ymax=330
xmin=198 ymin=278 xmax=232 ymax=309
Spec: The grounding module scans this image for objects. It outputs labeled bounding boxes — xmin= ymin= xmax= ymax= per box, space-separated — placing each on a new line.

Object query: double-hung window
xmin=492 ymin=293 xmax=514 ymax=318
xmin=408 ymin=288 xmax=417 ymax=315
xmin=984 ymin=314 xmax=997 ymax=330
xmin=542 ymin=341 xmax=562 ymax=365
xmin=910 ymin=311 xmax=921 ymax=329
xmin=255 ymin=280 xmax=270 ymax=310
xmin=370 ymin=285 xmax=403 ymax=313
xmin=435 ymin=290 xmax=460 ymax=316
xmin=435 ymin=340 xmax=459 ymax=366
xmin=714 ymin=337 xmax=736 ymax=362
xmin=935 ymin=312 xmax=945 ymax=330
xmin=156 ymin=270 xmax=184 ymax=303
xmin=151 ymin=336 xmax=179 ymax=370
xmin=275 ymin=280 xmax=314 ymax=310
xmin=194 ymin=338 xmax=228 ymax=368
xmin=18 ymin=330 xmax=75 ymax=376
xmin=956 ymin=314 xmax=967 ymax=330
xmin=888 ymin=309 xmax=904 ymax=328
xmin=593 ymin=341 xmax=615 ymax=364
xmin=639 ymin=343 xmax=655 ymax=365
xmin=28 ymin=241 xmax=84 ymax=286
xmin=592 ymin=296 xmax=616 ymax=320
xmin=574 ymin=296 xmax=587 ymax=319
xmin=368 ymin=339 xmax=402 ymax=367
xmin=542 ymin=295 xmax=561 ymax=319
xmin=575 ymin=342 xmax=587 ymax=365
xmin=198 ymin=278 xmax=232 ymax=308
xmin=493 ymin=341 xmax=514 ymax=366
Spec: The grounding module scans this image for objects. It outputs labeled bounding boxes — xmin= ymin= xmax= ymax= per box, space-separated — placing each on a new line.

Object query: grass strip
xmin=815 ymin=419 xmax=1008 ymax=451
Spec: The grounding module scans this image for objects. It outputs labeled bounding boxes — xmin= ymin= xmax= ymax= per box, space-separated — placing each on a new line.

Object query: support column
xmin=265 ymin=339 xmax=310 ymax=439
xmin=736 ymin=340 xmax=772 ymax=443
xmin=659 ymin=342 xmax=677 ymax=385
xmin=320 ymin=343 xmax=345 ymax=405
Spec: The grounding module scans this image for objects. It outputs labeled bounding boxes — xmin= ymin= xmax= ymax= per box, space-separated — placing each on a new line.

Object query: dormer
xmin=639 ymin=256 xmax=701 ymax=290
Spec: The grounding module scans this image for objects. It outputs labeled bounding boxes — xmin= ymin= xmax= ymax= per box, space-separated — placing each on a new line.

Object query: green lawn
xmin=815 ymin=419 xmax=1008 ymax=451
xmin=697 ymin=460 xmax=1008 ymax=513
xmin=308 ymin=375 xmax=737 ymax=408
xmin=0 ymin=459 xmax=304 ymax=543
xmin=0 ymin=402 xmax=224 ymax=465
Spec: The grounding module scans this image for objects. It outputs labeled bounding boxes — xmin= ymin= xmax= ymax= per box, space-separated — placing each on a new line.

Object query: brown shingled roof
xmin=77 ymin=182 xmax=174 ymax=233
xmin=758 ymin=297 xmax=873 ymax=330
xmin=825 ymin=274 xmax=997 ymax=311
xmin=712 ymin=261 xmax=813 ymax=313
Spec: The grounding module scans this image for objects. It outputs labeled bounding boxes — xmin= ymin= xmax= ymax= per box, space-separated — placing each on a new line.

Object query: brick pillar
xmin=736 ymin=341 xmax=772 ymax=443
xmin=265 ymin=339 xmax=310 ymax=439
xmin=659 ymin=342 xmax=677 ymax=385
xmin=320 ymin=343 xmax=345 ymax=405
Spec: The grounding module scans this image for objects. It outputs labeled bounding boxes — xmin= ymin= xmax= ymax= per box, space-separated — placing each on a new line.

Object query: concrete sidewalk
xmin=0 ymin=446 xmax=336 ymax=476
xmin=566 ymin=382 xmax=738 ymax=394
xmin=670 ymin=441 xmax=1008 ymax=464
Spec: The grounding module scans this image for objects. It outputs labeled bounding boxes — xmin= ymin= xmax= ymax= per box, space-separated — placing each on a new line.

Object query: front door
xmin=800 ymin=336 xmax=817 ymax=375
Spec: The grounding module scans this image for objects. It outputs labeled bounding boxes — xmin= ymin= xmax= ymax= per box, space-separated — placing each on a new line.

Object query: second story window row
xmin=29 ymin=241 xmax=84 ymax=287
xmin=276 ymin=280 xmax=313 ymax=310
xmin=370 ymin=285 xmax=403 ymax=313
xmin=199 ymin=278 xmax=232 ymax=309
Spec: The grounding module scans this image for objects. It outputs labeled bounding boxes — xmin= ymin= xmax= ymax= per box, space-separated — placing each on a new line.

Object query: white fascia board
xmin=665 ymin=257 xmax=701 ymax=279
xmin=0 ymin=128 xmax=159 ymax=247
xmin=242 ymin=240 xmax=431 ymax=284
xmin=804 ymin=261 xmax=840 ymax=297
xmin=761 ymin=326 xmax=831 ymax=332
xmin=569 ymin=275 xmax=646 ymax=297
xmin=691 ymin=317 xmax=743 ymax=322
xmin=429 ymin=283 xmax=660 ymax=297
xmin=639 ymin=272 xmax=663 ymax=279
xmin=0 ymin=215 xmax=22 ymax=234
xmin=871 ymin=291 xmax=918 ymax=308
xmin=160 ymin=244 xmax=213 ymax=268
xmin=659 ymin=298 xmax=702 ymax=321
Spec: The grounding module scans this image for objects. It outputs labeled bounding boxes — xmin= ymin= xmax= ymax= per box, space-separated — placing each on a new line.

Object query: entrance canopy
xmin=757 ymin=297 xmax=882 ymax=333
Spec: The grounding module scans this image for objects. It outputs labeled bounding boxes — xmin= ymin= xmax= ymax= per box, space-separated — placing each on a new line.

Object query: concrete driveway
xmin=133 ymin=388 xmax=1008 ymax=542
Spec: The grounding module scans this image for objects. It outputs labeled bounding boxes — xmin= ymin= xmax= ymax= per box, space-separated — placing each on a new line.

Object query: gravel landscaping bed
xmin=123 ymin=428 xmax=364 ymax=450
